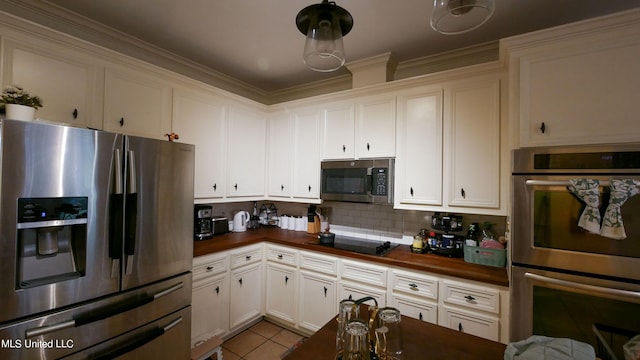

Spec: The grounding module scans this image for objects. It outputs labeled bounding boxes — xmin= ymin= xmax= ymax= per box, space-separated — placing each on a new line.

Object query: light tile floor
xmin=211 ymin=320 xmax=305 ymax=360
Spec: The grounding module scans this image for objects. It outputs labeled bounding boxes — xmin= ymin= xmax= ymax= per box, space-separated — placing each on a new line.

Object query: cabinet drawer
xmin=441 ymin=280 xmax=500 ymax=315
xmin=299 ymin=251 xmax=338 ymax=275
xmin=441 ymin=305 xmax=500 ymax=342
xmin=193 ymin=252 xmax=229 ymax=281
xmin=341 ymin=259 xmax=387 ymax=288
xmin=390 ymin=269 xmax=438 ymax=301
xmin=338 ymin=281 xmax=386 ymax=307
xmin=230 ymin=244 xmax=263 ymax=269
xmin=266 ymin=244 xmax=298 ymax=266
xmin=390 ymin=294 xmax=438 ymax=324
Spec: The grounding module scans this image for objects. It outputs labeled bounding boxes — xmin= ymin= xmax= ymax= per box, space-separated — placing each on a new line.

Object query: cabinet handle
xmin=215 ymin=286 xmax=219 ymax=294
xmin=464 ymin=295 xmax=476 ymax=302
xmin=72 ymin=108 xmax=78 ymax=119
xmin=234 ymin=183 xmax=238 ymax=190
xmin=245 ymin=255 xmax=252 ymax=261
xmin=419 ymin=312 xmax=423 ymax=321
xmin=461 ymin=188 xmax=466 ymax=198
xmin=540 ymin=122 xmax=546 ymax=134
xmin=277 ymin=254 xmax=283 ymax=260
xmin=213 ymin=183 xmax=217 ymax=191
xmin=281 ymin=184 xmax=284 ymax=191
xmin=285 ymin=276 xmax=289 ymax=285
xmin=324 ymin=287 xmax=328 ymax=297
xmin=366 ymin=142 xmax=370 ymax=151
xmin=348 ymin=294 xmax=352 ymax=300
xmin=342 ymin=144 xmax=346 ymax=152
xmin=119 ymin=117 xmax=124 ymax=127
xmin=206 ymin=266 xmax=214 ymax=272
xmin=410 ymin=187 xmax=414 ymax=197
xmin=458 ymin=322 xmax=463 ymax=332
xmin=238 ymin=278 xmax=243 ymax=286
xmin=308 ymin=185 xmax=312 ymax=192
xmin=408 ymin=283 xmax=418 ymax=290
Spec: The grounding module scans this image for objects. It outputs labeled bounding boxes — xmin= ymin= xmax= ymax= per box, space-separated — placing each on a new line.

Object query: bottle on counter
xmin=465 ymin=222 xmax=480 ymax=247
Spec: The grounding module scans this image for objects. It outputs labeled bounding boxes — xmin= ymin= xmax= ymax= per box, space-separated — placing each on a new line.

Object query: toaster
xmin=212 ymin=216 xmax=229 ymax=235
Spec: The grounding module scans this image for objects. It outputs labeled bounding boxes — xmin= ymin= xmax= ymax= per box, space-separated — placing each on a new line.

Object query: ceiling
xmin=8 ymin=1 xmax=640 ymax=95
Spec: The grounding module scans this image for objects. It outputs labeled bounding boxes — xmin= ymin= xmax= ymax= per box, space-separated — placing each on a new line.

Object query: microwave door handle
xmin=524 ymin=272 xmax=640 ymax=301
xmin=525 ymin=180 xmax=612 ymax=187
xmin=124 ymin=150 xmax=137 ymax=276
xmin=109 ymin=148 xmax=124 ymax=279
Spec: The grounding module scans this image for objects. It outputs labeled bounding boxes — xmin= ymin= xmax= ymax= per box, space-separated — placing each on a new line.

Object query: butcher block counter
xmin=193 ymin=227 xmax=508 ymax=287
xmin=283 ymin=310 xmax=507 ymax=359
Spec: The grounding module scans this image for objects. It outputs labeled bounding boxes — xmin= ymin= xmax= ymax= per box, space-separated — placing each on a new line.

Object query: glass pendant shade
xmin=296 ymin=1 xmax=353 ymax=72
xmin=430 ymin=0 xmax=495 ymax=35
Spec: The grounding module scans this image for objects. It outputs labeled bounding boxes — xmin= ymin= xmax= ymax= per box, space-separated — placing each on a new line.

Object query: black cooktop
xmin=316 ymin=235 xmax=398 ymax=256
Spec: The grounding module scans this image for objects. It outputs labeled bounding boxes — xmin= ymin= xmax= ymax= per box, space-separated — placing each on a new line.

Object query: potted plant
xmin=1 ymin=85 xmax=43 ymax=121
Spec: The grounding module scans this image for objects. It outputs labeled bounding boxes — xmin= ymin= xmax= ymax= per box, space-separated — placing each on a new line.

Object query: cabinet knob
xmin=213 ymin=183 xmax=217 ymax=191
xmin=324 ymin=287 xmax=328 ymax=297
xmin=234 ymin=183 xmax=238 ymax=190
xmin=419 ymin=312 xmax=423 ymax=321
xmin=245 ymin=255 xmax=252 ymax=261
xmin=410 ymin=187 xmax=414 ymax=197
xmin=408 ymin=283 xmax=418 ymax=290
xmin=540 ymin=122 xmax=546 ymax=134
xmin=277 ymin=254 xmax=283 ymax=260
xmin=72 ymin=108 xmax=78 ymax=119
xmin=342 ymin=144 xmax=346 ymax=152
xmin=285 ymin=276 xmax=289 ymax=285
xmin=308 ymin=185 xmax=312 ymax=192
xmin=238 ymin=278 xmax=243 ymax=286
xmin=458 ymin=322 xmax=463 ymax=332
xmin=215 ymin=286 xmax=219 ymax=294
xmin=366 ymin=142 xmax=370 ymax=151
xmin=206 ymin=266 xmax=214 ymax=272
xmin=464 ymin=295 xmax=476 ymax=302
xmin=281 ymin=184 xmax=285 ymax=191
xmin=461 ymin=188 xmax=466 ymax=198
xmin=119 ymin=117 xmax=124 ymax=127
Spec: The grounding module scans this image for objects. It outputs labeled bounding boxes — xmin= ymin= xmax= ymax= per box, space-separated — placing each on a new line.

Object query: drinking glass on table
xmin=376 ymin=307 xmax=404 ymax=360
xmin=336 ymin=299 xmax=359 ymax=355
xmin=343 ymin=319 xmax=369 ymax=360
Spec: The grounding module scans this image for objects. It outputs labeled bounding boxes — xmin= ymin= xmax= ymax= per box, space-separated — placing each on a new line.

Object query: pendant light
xmin=296 ymin=0 xmax=353 ymax=72
xmin=430 ymin=0 xmax=495 ymax=35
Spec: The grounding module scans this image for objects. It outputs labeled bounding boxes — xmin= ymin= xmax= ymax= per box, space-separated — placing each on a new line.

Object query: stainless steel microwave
xmin=320 ymin=159 xmax=394 ymax=204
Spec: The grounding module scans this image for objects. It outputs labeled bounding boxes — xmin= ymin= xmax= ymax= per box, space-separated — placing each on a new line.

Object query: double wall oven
xmin=510 ymin=144 xmax=640 ymax=359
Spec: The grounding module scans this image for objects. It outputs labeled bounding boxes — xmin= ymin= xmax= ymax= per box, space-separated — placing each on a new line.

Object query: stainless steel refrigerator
xmin=0 ymin=119 xmax=194 ymax=359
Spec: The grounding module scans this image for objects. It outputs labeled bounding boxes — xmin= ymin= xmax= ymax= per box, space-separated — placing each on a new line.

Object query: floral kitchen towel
xmin=568 ymin=179 xmax=601 ymax=234
xmin=600 ymin=179 xmax=640 ymax=240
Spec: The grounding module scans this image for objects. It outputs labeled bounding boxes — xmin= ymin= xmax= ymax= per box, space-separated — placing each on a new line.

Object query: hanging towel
xmin=568 ymin=179 xmax=601 ymax=234
xmin=504 ymin=335 xmax=595 ymax=360
xmin=600 ymin=179 xmax=640 ymax=240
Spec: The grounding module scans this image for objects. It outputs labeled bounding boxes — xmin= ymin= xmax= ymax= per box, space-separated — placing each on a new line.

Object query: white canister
xmin=279 ymin=216 xmax=289 ymax=229
xmin=287 ymin=216 xmax=296 ymax=230
xmin=296 ymin=217 xmax=306 ymax=231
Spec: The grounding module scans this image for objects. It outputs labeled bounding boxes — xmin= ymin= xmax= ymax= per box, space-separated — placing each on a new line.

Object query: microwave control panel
xmin=371 ymin=168 xmax=388 ymax=196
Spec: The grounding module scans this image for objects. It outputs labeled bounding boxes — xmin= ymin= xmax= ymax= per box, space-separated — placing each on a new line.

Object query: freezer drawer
xmin=0 ymin=273 xmax=191 ymax=360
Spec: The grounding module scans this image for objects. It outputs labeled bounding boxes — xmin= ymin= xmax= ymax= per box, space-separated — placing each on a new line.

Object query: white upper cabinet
xmin=292 ymin=108 xmax=321 ymax=199
xmin=322 ymin=101 xmax=355 ymax=160
xmin=1 ymin=37 xmax=99 ymax=128
xmin=504 ymin=10 xmax=640 ymax=147
xmin=172 ymin=87 xmax=227 ymax=199
xmin=104 ymin=67 xmax=172 ymax=139
xmin=395 ymin=86 xmax=443 ymax=206
xmin=267 ymin=111 xmax=292 ymax=198
xmin=355 ymin=94 xmax=396 ymax=158
xmin=227 ymin=104 xmax=266 ymax=197
xmin=445 ymin=77 xmax=501 ymax=209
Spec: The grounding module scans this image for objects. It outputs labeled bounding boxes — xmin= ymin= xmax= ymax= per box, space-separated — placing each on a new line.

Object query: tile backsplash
xmin=206 ymin=200 xmax=507 ymax=242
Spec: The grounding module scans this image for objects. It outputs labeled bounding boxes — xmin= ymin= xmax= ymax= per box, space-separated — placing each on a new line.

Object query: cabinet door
xmin=191 ymin=272 xmax=229 ymax=346
xmin=322 ymin=101 xmax=355 ymax=160
xmin=395 ymin=88 xmax=443 ymax=206
xmin=298 ymin=270 xmax=337 ymax=332
xmin=440 ymin=306 xmax=500 ymax=342
xmin=172 ymin=88 xmax=227 ymax=199
xmin=265 ymin=263 xmax=297 ymax=325
xmin=104 ymin=67 xmax=172 ymax=139
xmin=292 ymin=109 xmax=321 ymax=199
xmin=229 ymin=263 xmax=263 ymax=330
xmin=390 ymin=294 xmax=438 ymax=324
xmin=516 ymin=33 xmax=640 ymax=146
xmin=356 ymin=94 xmax=396 ymax=158
xmin=227 ymin=105 xmax=266 ymax=197
xmin=446 ymin=78 xmax=500 ymax=209
xmin=267 ymin=112 xmax=291 ymax=197
xmin=2 ymin=39 xmax=98 ymax=128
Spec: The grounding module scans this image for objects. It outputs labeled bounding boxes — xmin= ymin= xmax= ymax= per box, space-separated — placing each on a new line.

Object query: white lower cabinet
xmin=298 ymin=270 xmax=337 ymax=333
xmin=440 ymin=306 xmax=500 ymax=342
xmin=265 ymin=245 xmax=298 ymax=327
xmin=388 ymin=269 xmax=439 ymax=324
xmin=191 ymin=252 xmax=230 ymax=347
xmin=229 ymin=262 xmax=263 ymax=330
xmin=390 ymin=294 xmax=437 ymax=324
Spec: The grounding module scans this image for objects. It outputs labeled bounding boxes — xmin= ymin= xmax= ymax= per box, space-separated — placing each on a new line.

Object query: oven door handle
xmin=524 ymin=272 xmax=640 ymax=300
xmin=525 ymin=180 xmax=612 ymax=186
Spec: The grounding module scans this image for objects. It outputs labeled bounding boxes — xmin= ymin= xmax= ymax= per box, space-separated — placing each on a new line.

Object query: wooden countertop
xmin=283 ymin=310 xmax=506 ymax=359
xmin=193 ymin=227 xmax=509 ymax=287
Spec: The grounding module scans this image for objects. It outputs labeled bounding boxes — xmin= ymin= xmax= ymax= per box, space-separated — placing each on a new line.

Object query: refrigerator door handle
xmin=91 ymin=317 xmax=183 ymax=360
xmin=109 ymin=148 xmax=124 ymax=279
xmin=124 ymin=150 xmax=138 ymax=275
xmin=24 ymin=281 xmax=184 ymax=338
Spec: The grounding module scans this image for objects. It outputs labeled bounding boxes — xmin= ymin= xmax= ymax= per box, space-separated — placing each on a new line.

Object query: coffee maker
xmin=194 ymin=205 xmax=213 ymax=240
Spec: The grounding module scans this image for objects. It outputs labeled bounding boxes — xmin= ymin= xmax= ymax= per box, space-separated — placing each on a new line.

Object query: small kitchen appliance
xmin=321 ymin=159 xmax=394 ymax=204
xmin=194 ymin=205 xmax=213 ymax=240
xmin=232 ymin=210 xmax=249 ymax=232
xmin=212 ymin=216 xmax=229 ymax=235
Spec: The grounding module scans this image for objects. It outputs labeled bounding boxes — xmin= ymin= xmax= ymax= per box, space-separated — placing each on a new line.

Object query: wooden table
xmin=283 ymin=312 xmax=506 ymax=359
